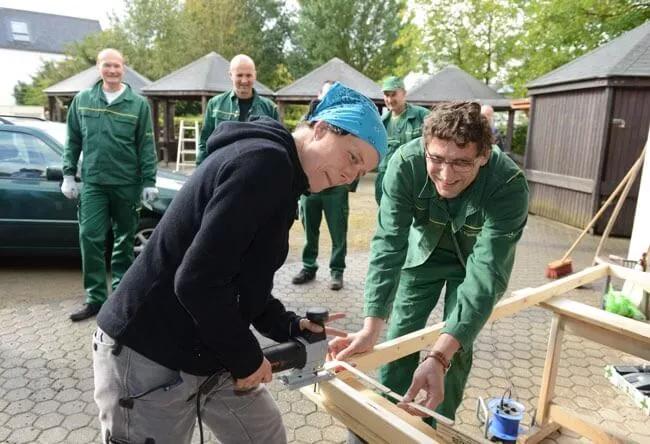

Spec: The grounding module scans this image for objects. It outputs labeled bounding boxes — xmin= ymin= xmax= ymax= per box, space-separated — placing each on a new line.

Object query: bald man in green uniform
xmin=331 ymin=102 xmax=529 ymax=431
xmin=376 ymin=76 xmax=429 ymax=205
xmin=61 ymin=48 xmax=158 ymax=322
xmin=196 ymin=54 xmax=279 ymax=165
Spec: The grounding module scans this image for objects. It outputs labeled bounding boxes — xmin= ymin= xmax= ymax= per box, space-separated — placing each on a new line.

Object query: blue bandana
xmin=307 ymin=82 xmax=387 ymax=161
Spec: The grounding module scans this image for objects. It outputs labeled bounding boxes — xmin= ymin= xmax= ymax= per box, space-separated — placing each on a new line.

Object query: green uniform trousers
xmin=377 ymin=249 xmax=472 ymax=423
xmin=79 ymin=183 xmax=141 ymax=305
xmin=299 ymin=187 xmax=349 ymax=276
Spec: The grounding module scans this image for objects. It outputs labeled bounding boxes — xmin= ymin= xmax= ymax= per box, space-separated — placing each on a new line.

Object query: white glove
xmin=60 ymin=175 xmax=80 ymax=200
xmin=142 ymin=187 xmax=159 ymax=203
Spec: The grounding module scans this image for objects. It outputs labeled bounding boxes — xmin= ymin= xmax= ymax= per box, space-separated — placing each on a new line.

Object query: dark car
xmin=0 ymin=115 xmax=186 ymax=256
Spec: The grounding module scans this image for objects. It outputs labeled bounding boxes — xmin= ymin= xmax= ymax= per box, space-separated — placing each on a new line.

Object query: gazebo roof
xmin=406 ymin=65 xmax=509 ymax=109
xmin=43 ymin=66 xmax=151 ymax=96
xmin=275 ymin=57 xmax=383 ymax=102
xmin=140 ymin=52 xmax=274 ymax=97
xmin=528 ymin=20 xmax=650 ymax=90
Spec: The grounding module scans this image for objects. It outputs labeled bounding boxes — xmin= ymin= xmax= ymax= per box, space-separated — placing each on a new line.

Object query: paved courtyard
xmin=0 ymin=212 xmax=648 ymax=442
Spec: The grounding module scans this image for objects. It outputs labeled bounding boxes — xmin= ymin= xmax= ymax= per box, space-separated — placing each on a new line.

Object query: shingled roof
xmin=0 ymin=8 xmax=100 ymax=54
xmin=275 ymin=57 xmax=383 ymax=102
xmin=140 ymin=52 xmax=274 ymax=97
xmin=43 ymin=66 xmax=151 ymax=96
xmin=406 ymin=65 xmax=509 ymax=109
xmin=528 ymin=20 xmax=650 ymax=89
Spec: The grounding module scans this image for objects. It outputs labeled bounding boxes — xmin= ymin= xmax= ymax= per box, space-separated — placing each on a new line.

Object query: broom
xmin=545 ymin=147 xmax=646 ymax=279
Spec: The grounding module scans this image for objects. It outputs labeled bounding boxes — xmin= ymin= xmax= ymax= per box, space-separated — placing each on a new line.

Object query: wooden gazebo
xmin=43 ymin=66 xmax=151 ymax=121
xmin=406 ymin=65 xmax=516 ymax=153
xmin=525 ymin=21 xmax=650 ymax=236
xmin=140 ymin=52 xmax=274 ymax=162
xmin=274 ymin=57 xmax=384 ymax=120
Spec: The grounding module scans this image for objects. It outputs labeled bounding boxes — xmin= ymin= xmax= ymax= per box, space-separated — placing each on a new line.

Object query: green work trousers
xmin=78 ymin=182 xmax=141 ymax=306
xmin=377 ymin=250 xmax=472 ymax=423
xmin=299 ymin=188 xmax=349 ymax=276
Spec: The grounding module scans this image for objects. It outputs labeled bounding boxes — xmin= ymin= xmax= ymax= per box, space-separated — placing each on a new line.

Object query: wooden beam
xmin=505 ymin=109 xmax=515 ymax=153
xmin=547 ymin=404 xmax=626 ymax=444
xmin=541 ymin=297 xmax=650 ymax=356
xmin=535 ymin=314 xmax=564 ymax=426
xmin=597 ymin=258 xmax=650 ymax=292
xmin=277 ymin=102 xmax=286 ymax=123
xmin=307 ymin=378 xmax=442 ymax=443
xmin=302 ymin=377 xmax=488 ymax=444
xmin=521 ymin=421 xmax=560 ymax=444
xmin=350 ymin=264 xmax=609 ymax=372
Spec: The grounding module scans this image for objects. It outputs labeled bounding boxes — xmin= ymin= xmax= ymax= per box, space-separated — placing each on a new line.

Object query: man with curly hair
xmin=331 ymin=102 xmax=529 ymax=429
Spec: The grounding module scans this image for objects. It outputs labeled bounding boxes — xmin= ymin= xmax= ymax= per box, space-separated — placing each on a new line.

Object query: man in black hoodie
xmin=92 ymin=83 xmax=387 ymax=444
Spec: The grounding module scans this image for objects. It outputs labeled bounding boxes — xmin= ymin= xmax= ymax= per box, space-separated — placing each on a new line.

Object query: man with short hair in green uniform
xmin=331 ymin=102 xmax=529 ymax=429
xmin=196 ymin=54 xmax=279 ymax=165
xmin=61 ymin=48 xmax=158 ymax=322
xmin=292 ymin=81 xmax=352 ymax=291
xmin=376 ymin=76 xmax=429 ymax=205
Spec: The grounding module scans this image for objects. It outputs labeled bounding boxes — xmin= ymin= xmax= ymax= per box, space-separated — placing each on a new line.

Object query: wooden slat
xmin=303 ymin=377 xmax=489 ymax=444
xmin=541 ymin=297 xmax=650 ymax=350
xmin=305 ymin=378 xmax=442 ymax=443
xmin=597 ymin=258 xmax=650 ymax=292
xmin=547 ymin=404 xmax=626 ymax=444
xmin=350 ymin=264 xmax=609 ymax=372
xmin=535 ymin=315 xmax=565 ymax=426
xmin=564 ymin=317 xmax=650 ymax=361
xmin=526 ymin=169 xmax=595 ymax=193
xmin=521 ymin=422 xmax=561 ymax=444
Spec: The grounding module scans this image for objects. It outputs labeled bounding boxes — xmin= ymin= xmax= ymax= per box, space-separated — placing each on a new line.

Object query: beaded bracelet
xmin=424 ymin=350 xmax=452 ymax=374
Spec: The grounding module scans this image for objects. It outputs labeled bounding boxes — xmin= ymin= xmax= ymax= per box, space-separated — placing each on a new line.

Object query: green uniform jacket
xmin=197 ymin=89 xmax=279 ymax=165
xmin=364 ymin=138 xmax=529 ymax=349
xmin=63 ymin=81 xmax=157 ymax=187
xmin=379 ymin=103 xmax=429 ymax=172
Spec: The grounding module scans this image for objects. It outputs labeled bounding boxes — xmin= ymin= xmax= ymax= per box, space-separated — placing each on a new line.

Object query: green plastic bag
xmin=604 ymin=284 xmax=647 ymax=321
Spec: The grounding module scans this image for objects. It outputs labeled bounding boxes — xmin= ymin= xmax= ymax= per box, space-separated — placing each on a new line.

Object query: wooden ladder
xmin=175 ymin=120 xmax=199 ymax=171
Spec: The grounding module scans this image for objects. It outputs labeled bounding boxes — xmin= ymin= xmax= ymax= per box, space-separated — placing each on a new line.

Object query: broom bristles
xmin=545 ymin=258 xmax=573 ymax=279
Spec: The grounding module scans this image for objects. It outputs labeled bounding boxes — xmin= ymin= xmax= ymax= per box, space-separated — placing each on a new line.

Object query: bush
xmin=511 ymin=122 xmax=528 ymax=156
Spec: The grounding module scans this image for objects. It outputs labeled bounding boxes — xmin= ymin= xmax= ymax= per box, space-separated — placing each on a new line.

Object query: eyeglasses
xmin=424 ymin=150 xmax=480 ymax=172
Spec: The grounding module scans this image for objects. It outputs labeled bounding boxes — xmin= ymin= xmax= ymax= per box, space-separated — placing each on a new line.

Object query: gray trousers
xmin=92 ymin=328 xmax=286 ymax=444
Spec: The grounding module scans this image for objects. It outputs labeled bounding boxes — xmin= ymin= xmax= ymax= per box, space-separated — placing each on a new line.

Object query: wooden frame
xmin=301 ymin=262 xmax=650 ymax=443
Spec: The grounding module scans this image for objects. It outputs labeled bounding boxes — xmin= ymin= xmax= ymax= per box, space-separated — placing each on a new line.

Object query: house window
xmin=10 ymin=21 xmax=30 ymax=42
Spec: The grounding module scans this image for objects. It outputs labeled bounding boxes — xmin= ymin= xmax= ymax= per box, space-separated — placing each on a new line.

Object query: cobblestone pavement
xmin=1 ymin=215 xmax=648 ymax=443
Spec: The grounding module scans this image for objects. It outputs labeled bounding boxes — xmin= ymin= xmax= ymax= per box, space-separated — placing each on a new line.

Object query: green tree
xmin=416 ymin=0 xmax=524 ymax=85
xmin=13 ymin=28 xmax=131 ymax=106
xmin=183 ymin=0 xmax=290 ymax=87
xmin=116 ymin=0 xmax=192 ymax=79
xmin=290 ymin=0 xmax=419 ymax=80
xmin=510 ymin=0 xmax=650 ymax=95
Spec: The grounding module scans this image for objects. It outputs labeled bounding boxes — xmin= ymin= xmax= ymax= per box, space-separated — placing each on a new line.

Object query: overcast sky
xmin=0 ymin=0 xmax=126 ymax=28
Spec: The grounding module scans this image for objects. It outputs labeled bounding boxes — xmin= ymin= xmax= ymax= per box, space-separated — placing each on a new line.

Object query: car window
xmin=0 ymin=131 xmax=60 ymax=179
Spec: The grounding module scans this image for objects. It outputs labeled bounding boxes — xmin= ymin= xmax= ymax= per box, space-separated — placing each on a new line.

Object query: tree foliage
xmin=416 ymin=0 xmax=524 ymax=85
xmin=290 ymin=0 xmax=419 ymax=80
xmin=13 ymin=28 xmax=132 ymax=105
xmin=13 ymin=0 xmax=650 ymax=106
xmin=183 ymin=0 xmax=290 ymax=88
xmin=511 ymin=0 xmax=650 ymax=95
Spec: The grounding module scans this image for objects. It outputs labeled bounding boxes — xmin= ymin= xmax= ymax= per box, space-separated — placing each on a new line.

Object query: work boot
xmin=69 ymin=302 xmax=102 ymax=322
xmin=330 ymin=273 xmax=343 ymax=291
xmin=292 ymin=269 xmax=316 ymax=285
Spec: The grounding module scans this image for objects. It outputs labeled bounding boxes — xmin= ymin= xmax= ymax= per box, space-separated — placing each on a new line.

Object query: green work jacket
xmin=197 ymin=89 xmax=279 ymax=165
xmin=63 ymin=81 xmax=156 ymax=187
xmin=379 ymin=103 xmax=429 ymax=173
xmin=364 ymin=138 xmax=529 ymax=349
